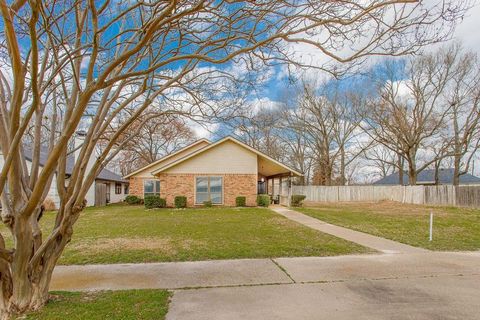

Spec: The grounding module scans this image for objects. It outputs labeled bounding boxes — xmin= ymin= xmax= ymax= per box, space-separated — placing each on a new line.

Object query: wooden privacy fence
xmin=94 ymin=183 xmax=107 ymax=207
xmin=292 ymin=185 xmax=480 ymax=207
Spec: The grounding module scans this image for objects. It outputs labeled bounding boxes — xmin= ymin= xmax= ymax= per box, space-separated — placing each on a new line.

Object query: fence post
xmin=429 ymin=212 xmax=433 ymax=242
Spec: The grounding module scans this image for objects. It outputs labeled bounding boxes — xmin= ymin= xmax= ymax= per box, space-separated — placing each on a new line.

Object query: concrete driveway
xmin=166 ymin=252 xmax=480 ymax=320
xmin=168 ymin=276 xmax=479 ymax=320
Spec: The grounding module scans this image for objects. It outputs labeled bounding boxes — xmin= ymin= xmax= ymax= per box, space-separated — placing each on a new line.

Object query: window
xmin=144 ymin=180 xmax=160 ymax=197
xmin=195 ymin=176 xmax=222 ymax=204
xmin=115 ymin=183 xmax=122 ymax=194
xmin=124 ymin=184 xmax=129 ymax=194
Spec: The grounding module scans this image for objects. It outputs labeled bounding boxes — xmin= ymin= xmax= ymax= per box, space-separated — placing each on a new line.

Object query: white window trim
xmin=194 ymin=176 xmax=224 ymax=205
xmin=143 ymin=179 xmax=160 ymax=197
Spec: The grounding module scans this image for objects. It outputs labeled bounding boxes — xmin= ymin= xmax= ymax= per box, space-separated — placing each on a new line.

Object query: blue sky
xmin=205 ymin=1 xmax=480 ymax=140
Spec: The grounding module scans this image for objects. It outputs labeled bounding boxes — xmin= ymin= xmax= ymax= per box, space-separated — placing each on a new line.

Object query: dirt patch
xmin=72 ymin=237 xmax=206 ymax=253
xmin=269 ymin=216 xmax=293 ymax=227
xmin=73 ymin=237 xmax=174 ymax=251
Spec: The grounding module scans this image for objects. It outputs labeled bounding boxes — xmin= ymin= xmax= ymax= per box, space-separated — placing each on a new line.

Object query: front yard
xmin=297 ymin=201 xmax=480 ymax=251
xmin=21 ymin=290 xmax=170 ymax=320
xmin=3 ymin=205 xmax=368 ymax=265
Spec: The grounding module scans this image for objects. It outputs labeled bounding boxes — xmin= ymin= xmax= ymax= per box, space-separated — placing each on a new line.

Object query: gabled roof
xmin=22 ymin=145 xmax=127 ymax=183
xmin=96 ymin=167 xmax=128 ymax=183
xmin=151 ymin=136 xmax=303 ymax=177
xmin=123 ymin=138 xmax=211 ymax=178
xmin=373 ymin=168 xmax=480 ymax=185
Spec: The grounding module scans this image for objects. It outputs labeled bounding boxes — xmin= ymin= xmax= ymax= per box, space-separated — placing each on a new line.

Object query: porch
xmin=256 ymin=155 xmax=302 ymax=206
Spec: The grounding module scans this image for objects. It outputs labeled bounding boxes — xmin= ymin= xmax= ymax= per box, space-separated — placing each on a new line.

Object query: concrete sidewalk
xmin=51 ymin=258 xmax=291 ymax=291
xmin=271 ymin=206 xmax=428 ymax=254
xmin=51 ymin=252 xmax=479 ymax=291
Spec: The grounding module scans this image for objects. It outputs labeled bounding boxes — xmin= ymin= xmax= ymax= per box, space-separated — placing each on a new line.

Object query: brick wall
xmin=129 ymin=173 xmax=257 ymax=207
xmin=157 ymin=173 xmax=196 ymax=207
xmin=130 ymin=173 xmax=258 ymax=207
xmin=128 ymin=176 xmax=147 ymax=198
xmin=224 ymin=174 xmax=257 ymax=206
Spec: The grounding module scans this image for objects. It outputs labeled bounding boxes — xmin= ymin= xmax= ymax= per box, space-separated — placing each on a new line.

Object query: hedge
xmin=144 ymin=195 xmax=166 ymax=209
xmin=290 ymin=194 xmax=306 ymax=207
xmin=174 ymin=196 xmax=187 ymax=208
xmin=256 ymin=194 xmax=270 ymax=207
xmin=203 ymin=200 xmax=213 ymax=207
xmin=235 ymin=196 xmax=246 ymax=207
xmin=125 ymin=195 xmax=141 ymax=205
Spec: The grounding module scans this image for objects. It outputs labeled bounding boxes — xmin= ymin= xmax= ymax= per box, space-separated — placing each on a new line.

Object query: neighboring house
xmin=125 ymin=136 xmax=302 ymax=207
xmin=0 ymin=133 xmax=128 ymax=208
xmin=373 ymin=168 xmax=480 ymax=186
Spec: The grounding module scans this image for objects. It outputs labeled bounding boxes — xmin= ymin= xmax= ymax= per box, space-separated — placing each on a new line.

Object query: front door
xmin=257 ymin=181 xmax=266 ymax=194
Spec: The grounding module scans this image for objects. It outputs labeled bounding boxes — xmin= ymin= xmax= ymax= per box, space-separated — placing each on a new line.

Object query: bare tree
xmin=233 ymin=107 xmax=285 ymax=160
xmin=443 ymin=45 xmax=480 ymax=185
xmin=108 ymin=113 xmax=196 ymax=175
xmin=363 ymin=48 xmax=461 ymax=185
xmin=362 ymin=144 xmax=399 ymax=181
xmin=331 ymin=91 xmax=371 ymax=185
xmin=296 ymin=84 xmax=336 ymax=185
xmin=279 ymin=105 xmax=315 ymax=184
xmin=0 ymin=0 xmax=467 ymax=317
xmin=292 ymin=82 xmax=368 ymax=185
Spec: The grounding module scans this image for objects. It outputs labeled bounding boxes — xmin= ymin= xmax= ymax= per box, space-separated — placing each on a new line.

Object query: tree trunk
xmin=434 ymin=161 xmax=440 ymax=185
xmin=407 ymin=161 xmax=417 ymax=186
xmin=405 ymin=149 xmax=417 ymax=186
xmin=339 ymin=147 xmax=346 ymax=186
xmin=398 ymin=154 xmax=404 ymax=185
xmin=0 ymin=204 xmax=81 ymax=319
xmin=453 ymin=154 xmax=461 ymax=186
xmin=324 ymin=158 xmax=332 ymax=186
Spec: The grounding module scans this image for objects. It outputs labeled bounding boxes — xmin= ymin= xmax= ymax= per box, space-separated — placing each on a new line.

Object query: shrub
xmin=256 ymin=194 xmax=270 ymax=207
xmin=235 ymin=196 xmax=246 ymax=207
xmin=125 ymin=195 xmax=141 ymax=205
xmin=144 ymin=195 xmax=166 ymax=209
xmin=291 ymin=194 xmax=306 ymax=207
xmin=174 ymin=196 xmax=187 ymax=208
xmin=203 ymin=200 xmax=213 ymax=207
xmin=158 ymin=198 xmax=167 ymax=208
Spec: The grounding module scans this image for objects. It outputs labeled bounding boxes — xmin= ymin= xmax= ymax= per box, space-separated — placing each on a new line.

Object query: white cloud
xmin=191 ymin=122 xmax=219 ymax=140
xmin=447 ymin=3 xmax=480 ymax=52
xmin=249 ymin=97 xmax=282 ymax=114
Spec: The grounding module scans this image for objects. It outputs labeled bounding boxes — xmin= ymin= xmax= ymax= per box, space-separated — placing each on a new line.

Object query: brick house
xmin=125 ymin=136 xmax=302 ymax=207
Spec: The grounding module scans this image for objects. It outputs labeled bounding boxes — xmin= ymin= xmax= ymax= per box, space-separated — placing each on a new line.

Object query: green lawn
xmin=3 ymin=205 xmax=368 ymax=265
xmin=20 ymin=290 xmax=170 ymax=320
xmin=297 ymin=201 xmax=480 ymax=251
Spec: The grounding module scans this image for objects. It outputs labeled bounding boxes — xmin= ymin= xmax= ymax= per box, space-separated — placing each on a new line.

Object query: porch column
xmin=287 ymin=172 xmax=292 ymax=207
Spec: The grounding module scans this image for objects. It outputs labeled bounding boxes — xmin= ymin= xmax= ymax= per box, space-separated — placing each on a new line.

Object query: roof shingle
xmin=22 ymin=145 xmax=127 ymax=183
xmin=373 ymin=168 xmax=480 ymax=185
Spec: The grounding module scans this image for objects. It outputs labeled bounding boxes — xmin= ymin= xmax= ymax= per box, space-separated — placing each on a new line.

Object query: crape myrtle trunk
xmin=0 ymin=202 xmax=85 ymax=319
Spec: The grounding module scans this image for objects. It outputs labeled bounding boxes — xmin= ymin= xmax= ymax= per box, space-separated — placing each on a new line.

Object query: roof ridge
xmin=151 ymin=135 xmax=303 ymax=176
xmin=123 ymin=138 xmax=211 ymax=178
